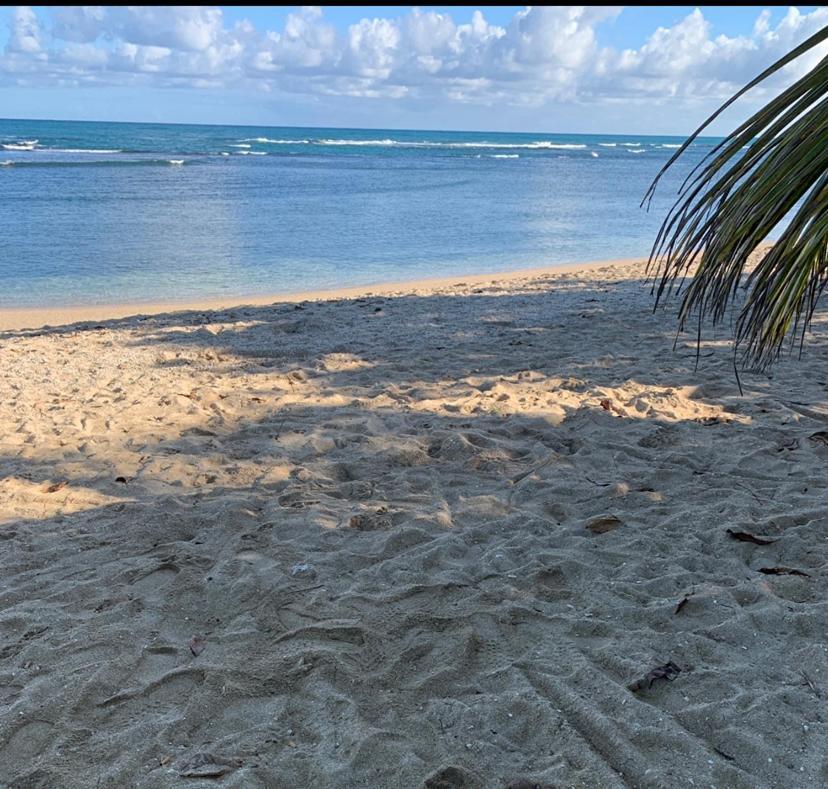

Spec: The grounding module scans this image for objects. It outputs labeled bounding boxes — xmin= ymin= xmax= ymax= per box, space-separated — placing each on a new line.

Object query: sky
xmin=0 ymin=5 xmax=826 ymax=134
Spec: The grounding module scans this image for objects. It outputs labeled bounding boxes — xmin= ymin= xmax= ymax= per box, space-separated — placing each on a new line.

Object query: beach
xmin=0 ymin=257 xmax=826 ymax=787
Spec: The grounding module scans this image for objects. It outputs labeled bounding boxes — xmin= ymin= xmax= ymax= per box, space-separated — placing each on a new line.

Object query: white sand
xmin=0 ymin=258 xmax=825 ymax=787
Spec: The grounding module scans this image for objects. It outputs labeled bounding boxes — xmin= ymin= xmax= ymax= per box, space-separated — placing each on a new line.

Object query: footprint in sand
xmin=278 ymin=490 xmax=321 ymax=509
xmin=423 ymin=765 xmax=484 ymax=788
xmin=128 ymin=562 xmax=180 ymax=602
xmin=348 ymin=507 xmax=393 ymax=531
xmin=338 ymin=479 xmax=375 ymax=500
xmin=637 ymin=426 xmax=680 ymax=448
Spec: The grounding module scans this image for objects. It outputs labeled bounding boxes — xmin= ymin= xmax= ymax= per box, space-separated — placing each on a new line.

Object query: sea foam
xmin=448 ymin=141 xmax=587 ymax=150
xmin=49 ymin=148 xmax=123 ymax=154
xmin=241 ymin=137 xmax=310 ymax=144
xmin=311 ymin=139 xmax=589 ymax=150
xmin=318 ymin=138 xmax=398 ymax=146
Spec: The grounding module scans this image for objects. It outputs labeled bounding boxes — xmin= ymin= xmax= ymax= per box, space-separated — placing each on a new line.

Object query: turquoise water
xmin=0 ymin=118 xmax=717 ymax=308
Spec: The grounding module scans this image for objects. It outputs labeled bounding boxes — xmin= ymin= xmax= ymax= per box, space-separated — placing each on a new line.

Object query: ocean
xmin=0 ymin=118 xmax=717 ymax=308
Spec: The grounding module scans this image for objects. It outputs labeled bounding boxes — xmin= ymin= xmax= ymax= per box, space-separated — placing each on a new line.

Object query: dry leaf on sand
xmin=726 ymin=529 xmax=776 ymax=545
xmin=586 ymin=515 xmax=622 ymax=534
xmin=628 ymin=661 xmax=681 ymax=693
xmin=758 ymin=566 xmax=810 ymax=578
xmin=189 ymin=635 xmax=206 ymax=656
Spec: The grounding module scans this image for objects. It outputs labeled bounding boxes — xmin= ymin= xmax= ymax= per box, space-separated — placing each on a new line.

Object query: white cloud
xmin=346 ymin=17 xmax=400 ymax=79
xmin=599 ymin=6 xmax=828 ymax=101
xmin=8 ymin=5 xmax=44 ymax=55
xmin=2 ymin=5 xmax=827 ymax=113
xmin=53 ymin=6 xmax=225 ymax=51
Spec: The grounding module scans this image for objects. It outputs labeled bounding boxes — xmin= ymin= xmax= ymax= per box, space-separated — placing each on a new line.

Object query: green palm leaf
xmin=645 ymin=24 xmax=828 ymax=370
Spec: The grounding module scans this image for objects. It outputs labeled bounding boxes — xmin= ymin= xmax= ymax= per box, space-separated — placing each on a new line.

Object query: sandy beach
xmin=0 ymin=258 xmax=638 ymax=333
xmin=1 ymin=257 xmax=826 ymax=788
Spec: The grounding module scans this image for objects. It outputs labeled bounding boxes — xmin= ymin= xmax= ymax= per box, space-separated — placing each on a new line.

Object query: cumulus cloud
xmin=600 ymin=6 xmax=828 ymax=101
xmin=8 ymin=5 xmax=43 ymax=54
xmin=53 ymin=6 xmax=225 ymax=51
xmin=2 ymin=4 xmax=827 ymax=111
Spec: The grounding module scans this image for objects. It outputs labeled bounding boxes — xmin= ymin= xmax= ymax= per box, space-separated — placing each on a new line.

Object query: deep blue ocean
xmin=0 ymin=118 xmax=719 ymax=308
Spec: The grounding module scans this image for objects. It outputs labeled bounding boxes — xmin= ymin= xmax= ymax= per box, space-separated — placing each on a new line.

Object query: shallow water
xmin=0 ymin=118 xmax=717 ymax=307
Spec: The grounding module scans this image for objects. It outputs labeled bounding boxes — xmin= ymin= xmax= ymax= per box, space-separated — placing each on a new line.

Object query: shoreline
xmin=0 ymin=256 xmax=648 ymax=331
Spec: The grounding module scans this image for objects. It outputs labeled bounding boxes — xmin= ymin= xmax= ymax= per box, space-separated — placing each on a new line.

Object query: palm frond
xmin=645 ymin=24 xmax=828 ymax=370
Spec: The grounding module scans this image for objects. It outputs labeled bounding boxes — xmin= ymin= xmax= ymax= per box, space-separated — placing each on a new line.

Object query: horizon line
xmin=0 ymin=115 xmax=720 ymax=139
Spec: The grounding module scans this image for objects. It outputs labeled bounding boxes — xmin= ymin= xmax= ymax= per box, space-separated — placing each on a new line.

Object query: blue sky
xmin=1 ymin=6 xmax=826 ymax=134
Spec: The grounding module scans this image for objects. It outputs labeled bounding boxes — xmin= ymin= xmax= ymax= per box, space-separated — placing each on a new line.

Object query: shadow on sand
xmin=1 ymin=270 xmax=827 ymax=787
